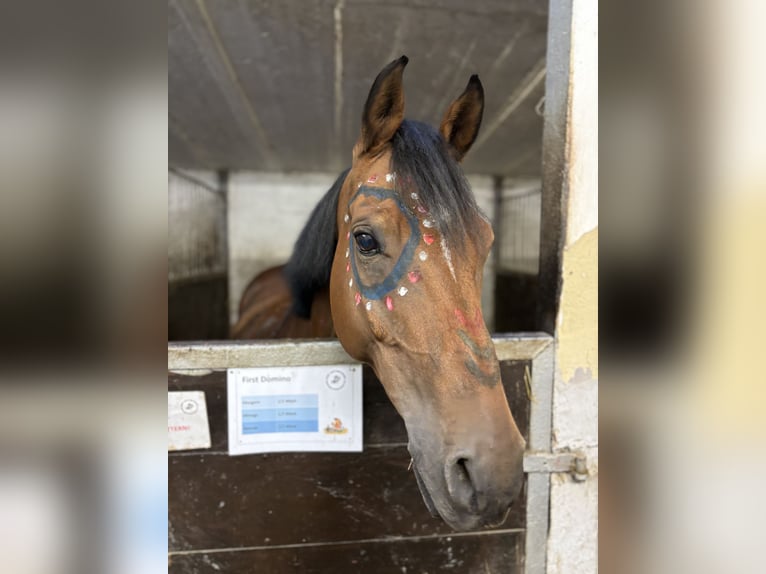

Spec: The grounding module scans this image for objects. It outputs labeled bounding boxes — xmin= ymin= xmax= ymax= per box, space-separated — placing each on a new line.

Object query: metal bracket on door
xmin=524 ymin=451 xmax=588 ymax=482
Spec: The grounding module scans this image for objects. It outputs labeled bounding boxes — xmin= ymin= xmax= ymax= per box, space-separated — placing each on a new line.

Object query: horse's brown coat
xmin=232 ymin=57 xmax=525 ymax=531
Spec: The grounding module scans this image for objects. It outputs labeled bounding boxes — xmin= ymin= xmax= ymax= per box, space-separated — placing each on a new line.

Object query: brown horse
xmin=232 ymin=56 xmax=525 ymax=531
xmin=232 ymin=265 xmax=333 ymax=339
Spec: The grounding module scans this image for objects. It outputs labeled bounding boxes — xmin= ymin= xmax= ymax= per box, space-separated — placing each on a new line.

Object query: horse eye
xmin=354 ymin=232 xmax=379 ymax=255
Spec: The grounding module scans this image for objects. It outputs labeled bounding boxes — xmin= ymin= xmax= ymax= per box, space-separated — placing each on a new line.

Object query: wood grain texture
xmin=169 ymin=529 xmax=524 ymax=573
xmin=168 ymin=361 xmax=530 ymax=567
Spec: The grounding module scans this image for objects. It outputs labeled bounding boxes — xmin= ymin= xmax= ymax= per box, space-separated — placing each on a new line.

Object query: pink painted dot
xmin=417 ymin=205 xmax=428 ymax=214
xmin=454 ymin=309 xmax=467 ymax=327
xmin=346 ymin=231 xmax=350 ymax=240
xmin=385 ymin=296 xmax=394 ymax=311
xmin=407 ymin=270 xmax=422 ymax=283
xmin=423 ymin=233 xmax=435 ymax=245
xmin=355 ymin=292 xmax=362 ymax=306
xmin=367 ymin=174 xmax=378 ymax=183
xmin=346 ymin=261 xmax=350 ymax=273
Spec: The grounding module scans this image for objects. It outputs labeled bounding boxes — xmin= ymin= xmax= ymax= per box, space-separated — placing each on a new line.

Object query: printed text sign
xmin=227 ymin=365 xmax=363 ymax=455
xmin=168 ymin=391 xmax=211 ymax=451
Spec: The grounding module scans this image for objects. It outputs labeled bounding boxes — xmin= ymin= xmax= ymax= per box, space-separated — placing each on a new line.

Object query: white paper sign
xmin=168 ymin=391 xmax=211 ymax=451
xmin=227 ymin=364 xmax=363 ymax=455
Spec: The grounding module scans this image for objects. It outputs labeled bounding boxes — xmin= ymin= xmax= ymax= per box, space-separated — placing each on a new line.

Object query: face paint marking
xmin=345 ymin=248 xmax=349 ymax=258
xmin=398 ymin=286 xmax=408 ymax=296
xmin=456 ymin=331 xmax=499 ymax=387
xmin=408 ymin=270 xmax=422 ymax=283
xmin=357 ymin=182 xmax=362 ymax=189
xmin=346 ymin=261 xmax=350 ymax=273
xmin=367 ymin=174 xmax=378 ymax=183
xmin=441 ymin=236 xmax=456 ymax=281
xmin=455 ymin=308 xmax=485 ymax=337
xmin=419 ymin=250 xmax=428 ymax=261
xmin=365 ymin=301 xmax=372 ymax=311
xmin=385 ymin=173 xmax=396 ymax=183
xmin=423 ymin=219 xmax=435 ymax=228
xmin=346 ymin=231 xmax=350 ymax=239
xmin=385 ymin=296 xmax=394 ymax=311
xmin=344 ymin=214 xmax=350 ymax=223
xmin=417 ymin=205 xmax=428 ymax=214
xmin=457 ymin=330 xmax=495 ymax=360
xmin=348 ymin=186 xmax=422 ymax=300
xmin=349 ymin=278 xmax=353 ymax=287
xmin=411 ymin=192 xmax=419 ymax=200
xmin=355 ymin=292 xmax=362 ymax=306
xmin=423 ymin=233 xmax=435 ymax=245
xmin=464 ymin=355 xmax=500 ymax=388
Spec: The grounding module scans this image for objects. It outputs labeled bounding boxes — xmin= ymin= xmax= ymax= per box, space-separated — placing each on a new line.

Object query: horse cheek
xmin=330 ymin=259 xmax=369 ymax=362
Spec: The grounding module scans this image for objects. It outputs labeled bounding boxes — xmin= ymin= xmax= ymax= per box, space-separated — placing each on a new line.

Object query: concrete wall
xmin=227 ymin=172 xmax=499 ymax=330
xmin=228 ymin=172 xmax=337 ymax=325
xmin=544 ymin=0 xmax=599 ymax=572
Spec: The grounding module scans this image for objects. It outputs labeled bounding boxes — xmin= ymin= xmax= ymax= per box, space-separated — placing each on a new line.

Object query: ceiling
xmin=169 ymin=0 xmax=548 ymax=177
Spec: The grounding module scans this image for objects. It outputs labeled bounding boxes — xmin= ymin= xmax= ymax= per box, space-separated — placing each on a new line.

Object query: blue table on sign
xmin=242 ymin=394 xmax=319 ymax=434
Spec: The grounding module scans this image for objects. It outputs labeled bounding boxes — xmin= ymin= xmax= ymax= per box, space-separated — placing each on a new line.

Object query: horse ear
xmin=357 ymin=55 xmax=408 ymax=157
xmin=439 ymin=75 xmax=484 ymax=161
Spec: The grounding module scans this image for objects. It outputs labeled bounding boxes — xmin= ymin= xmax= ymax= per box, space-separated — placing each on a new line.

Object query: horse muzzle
xmin=408 ymin=434 xmax=525 ymax=531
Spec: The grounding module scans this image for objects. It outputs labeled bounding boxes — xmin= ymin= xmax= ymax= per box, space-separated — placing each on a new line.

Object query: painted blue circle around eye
xmin=348 ymin=186 xmax=422 ymax=300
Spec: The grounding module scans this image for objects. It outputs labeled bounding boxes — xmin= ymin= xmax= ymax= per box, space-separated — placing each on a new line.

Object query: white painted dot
xmin=357 ymin=182 xmax=362 ymax=189
xmin=398 ymin=286 xmax=408 ymax=297
xmin=344 ymin=214 xmax=350 ymax=223
xmin=345 ymin=248 xmax=349 ymax=258
xmin=349 ymin=278 xmax=353 ymax=287
xmin=423 ymin=219 xmax=434 ymax=228
xmin=419 ymin=251 xmax=428 ymax=261
xmin=365 ymin=301 xmax=372 ymax=311
xmin=385 ymin=173 xmax=396 ymax=183
xmin=411 ymin=192 xmax=418 ymax=200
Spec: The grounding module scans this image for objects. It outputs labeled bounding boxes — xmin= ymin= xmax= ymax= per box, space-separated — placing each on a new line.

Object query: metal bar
xmin=524 ymin=452 xmax=582 ymax=474
xmin=524 ymin=333 xmax=555 ymax=574
xmin=168 ymin=333 xmax=554 ymax=371
xmin=536 ymin=0 xmax=573 ymax=335
xmin=491 ymin=174 xmax=504 ymax=334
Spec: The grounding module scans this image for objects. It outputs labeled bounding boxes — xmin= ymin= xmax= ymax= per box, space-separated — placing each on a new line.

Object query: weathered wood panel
xmin=169 ymin=529 xmax=524 ymax=573
xmin=169 ymin=276 xmax=229 ymax=341
xmin=169 ymin=361 xmax=530 ymax=569
xmin=169 ymin=446 xmax=527 ymax=550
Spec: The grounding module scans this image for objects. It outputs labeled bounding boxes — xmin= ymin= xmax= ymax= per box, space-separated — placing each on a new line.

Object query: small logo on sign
xmin=181 ymin=399 xmax=198 ymax=414
xmin=324 ymin=417 xmax=348 ymax=434
xmin=325 ymin=370 xmax=346 ymax=390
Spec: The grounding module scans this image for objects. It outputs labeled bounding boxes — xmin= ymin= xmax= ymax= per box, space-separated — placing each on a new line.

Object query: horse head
xmin=326 ymin=56 xmax=526 ymax=530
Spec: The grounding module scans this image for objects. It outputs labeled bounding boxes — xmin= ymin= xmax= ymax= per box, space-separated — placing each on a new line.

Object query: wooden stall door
xmin=168 ymin=362 xmax=530 ymax=573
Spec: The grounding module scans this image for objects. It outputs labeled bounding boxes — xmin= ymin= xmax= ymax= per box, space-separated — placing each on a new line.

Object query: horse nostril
xmin=445 ymin=456 xmax=479 ymax=513
xmin=455 ymin=458 xmax=471 ymax=484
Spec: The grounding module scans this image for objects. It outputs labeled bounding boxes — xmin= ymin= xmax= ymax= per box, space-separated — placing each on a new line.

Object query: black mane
xmin=284 ymin=119 xmax=482 ymax=318
xmin=391 ymin=119 xmax=482 ymax=243
xmin=284 ymin=168 xmax=349 ymax=318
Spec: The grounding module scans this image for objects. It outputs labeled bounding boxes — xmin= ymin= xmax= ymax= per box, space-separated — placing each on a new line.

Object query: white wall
xmin=228 ymin=172 xmax=338 ymax=325
xmin=468 ymin=175 xmax=497 ymax=332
